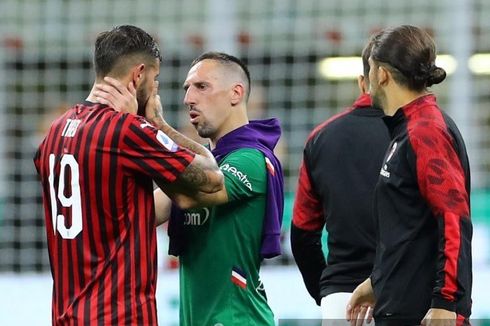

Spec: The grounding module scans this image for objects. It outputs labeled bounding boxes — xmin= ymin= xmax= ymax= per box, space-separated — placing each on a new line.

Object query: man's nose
xmin=183 ymin=88 xmax=194 ymax=106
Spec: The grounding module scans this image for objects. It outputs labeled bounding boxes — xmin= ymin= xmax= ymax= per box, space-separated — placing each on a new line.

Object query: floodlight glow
xmin=318 ymin=57 xmax=362 ymax=80
xmin=469 ymin=53 xmax=490 ymax=75
xmin=435 ymin=55 xmax=457 ymax=75
xmin=319 ymin=54 xmax=457 ymax=80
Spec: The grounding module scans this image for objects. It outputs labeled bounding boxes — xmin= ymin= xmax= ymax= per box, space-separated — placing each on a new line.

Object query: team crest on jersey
xmin=380 ymin=142 xmax=397 ymax=178
xmin=231 ymin=266 xmax=247 ymax=289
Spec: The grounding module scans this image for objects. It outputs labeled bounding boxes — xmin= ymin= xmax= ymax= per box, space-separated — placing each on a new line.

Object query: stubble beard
xmin=136 ymin=88 xmax=149 ymax=117
xmin=195 ymin=121 xmax=216 ymax=139
xmin=372 ymin=88 xmax=387 ymax=114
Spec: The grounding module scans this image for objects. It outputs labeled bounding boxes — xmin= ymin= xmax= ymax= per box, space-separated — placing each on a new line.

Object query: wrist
xmin=148 ymin=114 xmax=166 ymax=131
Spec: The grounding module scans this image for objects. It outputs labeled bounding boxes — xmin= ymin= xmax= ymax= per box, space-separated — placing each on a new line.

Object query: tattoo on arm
xmin=178 ymin=163 xmax=210 ymax=188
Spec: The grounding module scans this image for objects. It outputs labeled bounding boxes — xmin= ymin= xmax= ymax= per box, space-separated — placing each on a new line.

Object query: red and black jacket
xmin=291 ymin=94 xmax=390 ymax=304
xmin=372 ymin=94 xmax=472 ymax=322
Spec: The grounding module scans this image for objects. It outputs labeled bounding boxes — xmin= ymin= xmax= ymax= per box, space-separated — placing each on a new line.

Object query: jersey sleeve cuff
xmin=431 ymin=296 xmax=457 ymax=311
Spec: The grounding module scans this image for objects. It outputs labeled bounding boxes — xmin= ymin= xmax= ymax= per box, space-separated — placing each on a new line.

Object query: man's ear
xmin=131 ymin=64 xmax=145 ymax=87
xmin=357 ymin=75 xmax=368 ymax=94
xmin=230 ymin=83 xmax=245 ymax=106
xmin=378 ymin=65 xmax=390 ymax=86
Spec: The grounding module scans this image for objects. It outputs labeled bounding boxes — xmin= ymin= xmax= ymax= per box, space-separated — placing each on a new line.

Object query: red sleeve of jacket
xmin=291 ymin=154 xmax=326 ymax=305
xmin=292 ymin=158 xmax=324 ymax=231
xmin=409 ymin=121 xmax=471 ymax=311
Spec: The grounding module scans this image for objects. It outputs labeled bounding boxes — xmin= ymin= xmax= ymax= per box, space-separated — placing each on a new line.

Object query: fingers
xmin=92 ymin=87 xmax=117 ymax=108
xmin=356 ymin=306 xmax=369 ymax=326
xmin=366 ymin=306 xmax=373 ymax=324
xmin=93 ymin=77 xmax=138 ymax=114
xmin=151 ymin=80 xmax=159 ymax=97
xmin=95 ymin=96 xmax=116 ymax=108
xmin=103 ymin=76 xmax=127 ymax=95
xmin=93 ymin=83 xmax=122 ymax=95
xmin=347 ymin=303 xmax=362 ymax=326
xmin=347 ymin=303 xmax=372 ymax=326
xmin=93 ymin=83 xmax=125 ymax=107
xmin=128 ymin=81 xmax=137 ymax=96
xmin=346 ymin=303 xmax=353 ymax=322
xmin=353 ymin=305 xmax=364 ymax=326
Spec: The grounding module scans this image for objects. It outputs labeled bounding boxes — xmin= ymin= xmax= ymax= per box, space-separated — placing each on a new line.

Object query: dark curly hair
xmin=94 ymin=25 xmax=162 ymax=78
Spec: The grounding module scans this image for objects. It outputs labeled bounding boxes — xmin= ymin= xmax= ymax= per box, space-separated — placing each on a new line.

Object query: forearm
xmin=171 ymin=188 xmax=228 ymax=210
xmin=431 ymin=213 xmax=472 ymax=311
xmin=155 ymin=176 xmax=226 ymax=211
xmin=154 ymin=188 xmax=172 ymax=226
xmin=177 ymin=157 xmax=223 ymax=193
xmin=290 ymin=223 xmax=326 ymax=305
xmin=147 ymin=112 xmax=213 ymax=160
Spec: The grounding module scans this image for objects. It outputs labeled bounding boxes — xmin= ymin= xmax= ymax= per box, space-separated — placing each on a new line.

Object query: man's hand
xmin=93 ymin=77 xmax=138 ymax=114
xmin=420 ymin=308 xmax=456 ymax=326
xmin=346 ymin=278 xmax=376 ymax=326
xmin=144 ymin=81 xmax=166 ymax=129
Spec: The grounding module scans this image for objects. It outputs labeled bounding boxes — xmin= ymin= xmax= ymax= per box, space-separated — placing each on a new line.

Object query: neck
xmin=85 ymin=82 xmax=100 ymax=103
xmin=86 ymin=76 xmax=131 ymax=103
xmin=382 ymin=86 xmax=429 ymax=116
xmin=209 ymin=105 xmax=249 ymax=150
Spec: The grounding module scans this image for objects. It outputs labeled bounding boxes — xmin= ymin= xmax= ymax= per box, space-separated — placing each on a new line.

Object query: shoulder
xmin=118 ymin=114 xmax=180 ymax=152
xmin=220 ymin=148 xmax=267 ymax=195
xmin=407 ymin=112 xmax=453 ymax=155
xmin=118 ymin=113 xmax=150 ymax=128
xmin=220 ymin=148 xmax=266 ymax=175
xmin=120 ymin=113 xmax=160 ymax=136
xmin=222 ymin=148 xmax=264 ymax=161
xmin=307 ymin=108 xmax=354 ymax=143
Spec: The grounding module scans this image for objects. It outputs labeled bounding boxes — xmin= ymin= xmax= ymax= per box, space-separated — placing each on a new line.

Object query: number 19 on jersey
xmin=48 ymin=154 xmax=83 ymax=239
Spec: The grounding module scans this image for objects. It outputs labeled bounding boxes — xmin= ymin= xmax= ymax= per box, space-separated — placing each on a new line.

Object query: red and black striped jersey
xmin=372 ymin=94 xmax=472 ymax=322
xmin=33 ymin=101 xmax=194 ymax=325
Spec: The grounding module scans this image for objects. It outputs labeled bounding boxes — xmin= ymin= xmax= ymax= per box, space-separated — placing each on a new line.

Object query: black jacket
xmin=291 ymin=94 xmax=390 ymax=304
xmin=372 ymin=94 xmax=472 ymax=323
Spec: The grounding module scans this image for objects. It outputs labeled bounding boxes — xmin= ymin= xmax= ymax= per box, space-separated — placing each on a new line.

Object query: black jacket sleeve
xmin=290 ymin=223 xmax=326 ymax=306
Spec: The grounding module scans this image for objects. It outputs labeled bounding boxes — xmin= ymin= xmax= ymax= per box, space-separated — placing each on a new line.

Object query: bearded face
xmin=136 ymin=83 xmax=150 ymax=116
xmin=368 ymin=58 xmax=388 ymax=114
xmin=135 ymin=59 xmax=160 ymax=116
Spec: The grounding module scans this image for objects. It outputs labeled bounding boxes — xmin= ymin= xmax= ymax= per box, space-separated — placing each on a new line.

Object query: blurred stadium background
xmin=1 ymin=0 xmax=489 ymax=324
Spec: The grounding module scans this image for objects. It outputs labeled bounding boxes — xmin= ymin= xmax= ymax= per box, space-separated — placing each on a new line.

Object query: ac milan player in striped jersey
xmin=33 ymin=25 xmax=223 ymax=325
xmin=347 ymin=25 xmax=472 ymax=326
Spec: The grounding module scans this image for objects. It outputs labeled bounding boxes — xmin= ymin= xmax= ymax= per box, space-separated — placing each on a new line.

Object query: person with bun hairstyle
xmin=346 ymin=25 xmax=472 ymax=326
